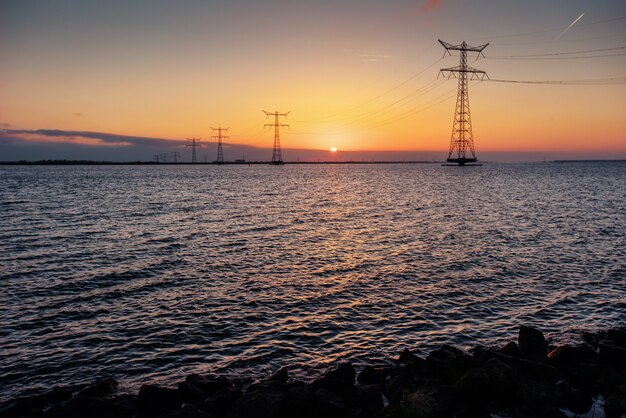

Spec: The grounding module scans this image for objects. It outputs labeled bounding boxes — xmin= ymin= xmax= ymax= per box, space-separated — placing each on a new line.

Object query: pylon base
xmin=446 ymin=158 xmax=477 ymax=166
xmin=270 ymin=161 xmax=284 ymax=165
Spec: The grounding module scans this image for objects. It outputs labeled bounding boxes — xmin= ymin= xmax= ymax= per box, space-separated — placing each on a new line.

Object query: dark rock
xmin=78 ymin=377 xmax=119 ymax=398
xmin=519 ymin=326 xmax=548 ymax=362
xmin=31 ymin=387 xmax=73 ymax=409
xmin=605 ymin=384 xmax=626 ymax=418
xmin=137 ymin=385 xmax=182 ymax=418
xmin=279 ymin=386 xmax=314 ymax=418
xmin=0 ymin=398 xmax=33 ymax=418
xmin=314 ymin=388 xmax=346 ymax=418
xmin=536 ymin=405 xmax=568 ymax=418
xmin=348 ymin=384 xmax=383 ymax=414
xmin=357 ymin=365 xmax=385 ymax=389
xmin=267 ymin=367 xmax=289 ymax=384
xmin=500 ymin=342 xmax=524 ymax=357
xmin=197 ymin=386 xmax=241 ymax=418
xmin=454 ymin=367 xmax=491 ymax=402
xmin=599 ymin=369 xmax=626 ymax=395
xmin=553 ymin=381 xmax=592 ymax=414
xmin=324 ymin=362 xmax=356 ymax=388
xmin=157 ymin=404 xmax=211 ymax=418
xmin=557 ymin=361 xmax=602 ymax=392
xmin=111 ymin=394 xmax=137 ymax=418
xmin=606 ymin=328 xmax=626 ymax=347
xmin=547 ymin=344 xmax=597 ymax=368
xmin=479 ymin=350 xmax=560 ymax=383
xmin=599 ymin=342 xmax=626 ymax=368
xmin=345 ymin=406 xmax=366 ymax=418
xmin=582 ymin=331 xmax=601 ymax=349
xmin=483 ymin=357 xmax=523 ymax=403
xmin=185 ymin=375 xmax=230 ymax=397
xmin=178 ymin=382 xmax=207 ymax=404
xmin=384 ymin=374 xmax=412 ymax=405
xmin=515 ymin=380 xmax=553 ymax=407
xmin=60 ymin=395 xmax=123 ymax=418
xmin=232 ymin=386 xmax=285 ymax=418
xmin=441 ymin=353 xmax=481 ymax=383
xmin=397 ymin=348 xmax=418 ymax=365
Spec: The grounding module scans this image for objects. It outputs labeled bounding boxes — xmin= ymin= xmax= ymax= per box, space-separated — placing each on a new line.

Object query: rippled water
xmin=1 ymin=162 xmax=625 ymax=401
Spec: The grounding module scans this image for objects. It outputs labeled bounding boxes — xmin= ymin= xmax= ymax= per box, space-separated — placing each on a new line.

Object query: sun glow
xmin=330 ymin=147 xmax=337 ymax=152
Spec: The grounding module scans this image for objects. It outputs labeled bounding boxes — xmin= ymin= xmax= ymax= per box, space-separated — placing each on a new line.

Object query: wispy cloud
xmin=342 ymin=49 xmax=394 ymax=63
xmin=420 ymin=0 xmax=442 ymax=13
xmin=0 ymin=129 xmax=182 ymax=147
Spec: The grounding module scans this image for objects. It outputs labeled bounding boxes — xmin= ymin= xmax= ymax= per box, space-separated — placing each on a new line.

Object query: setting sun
xmin=330 ymin=147 xmax=337 ymax=153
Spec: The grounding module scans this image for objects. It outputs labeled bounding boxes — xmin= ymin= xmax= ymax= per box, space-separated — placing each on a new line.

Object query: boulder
xmin=500 ymin=342 xmax=524 ymax=358
xmin=324 ymin=362 xmax=356 ymax=388
xmin=232 ymin=386 xmax=285 ymax=418
xmin=348 ymin=384 xmax=383 ymax=414
xmin=279 ymin=386 xmax=314 ymax=418
xmin=178 ymin=382 xmax=207 ymax=404
xmin=483 ymin=357 xmax=524 ymax=403
xmin=196 ymin=385 xmax=242 ymax=417
xmin=314 ymin=388 xmax=346 ymax=418
xmin=31 ymin=387 xmax=73 ymax=409
xmin=547 ymin=344 xmax=597 ymax=369
xmin=454 ymin=368 xmax=491 ymax=402
xmin=606 ymin=328 xmax=626 ymax=347
xmin=137 ymin=385 xmax=182 ymax=418
xmin=78 ymin=377 xmax=119 ymax=398
xmin=157 ymin=404 xmax=211 ymax=418
xmin=553 ymin=381 xmax=592 ymax=414
xmin=59 ymin=395 xmax=123 ymax=418
xmin=184 ymin=374 xmax=230 ymax=397
xmin=356 ymin=365 xmax=385 ymax=389
xmin=605 ymin=384 xmax=626 ymax=418
xmin=515 ymin=380 xmax=553 ymax=407
xmin=599 ymin=342 xmax=626 ymax=369
xmin=519 ymin=326 xmax=548 ymax=362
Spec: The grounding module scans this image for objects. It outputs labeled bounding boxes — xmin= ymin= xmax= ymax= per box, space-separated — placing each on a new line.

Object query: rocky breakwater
xmin=1 ymin=326 xmax=625 ymax=418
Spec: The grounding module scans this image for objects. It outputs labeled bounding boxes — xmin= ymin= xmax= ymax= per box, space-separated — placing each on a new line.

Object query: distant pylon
xmin=211 ymin=127 xmax=229 ymax=164
xmin=263 ymin=110 xmax=290 ymax=165
xmin=186 ymin=137 xmax=201 ymax=163
xmin=439 ymin=39 xmax=489 ymax=165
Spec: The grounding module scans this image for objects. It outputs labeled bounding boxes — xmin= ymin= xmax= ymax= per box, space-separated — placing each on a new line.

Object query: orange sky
xmin=1 ymin=1 xmax=625 ymax=158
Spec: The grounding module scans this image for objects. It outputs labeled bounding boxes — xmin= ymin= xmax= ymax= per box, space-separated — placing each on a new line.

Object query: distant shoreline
xmin=0 ymin=159 xmax=624 ymax=166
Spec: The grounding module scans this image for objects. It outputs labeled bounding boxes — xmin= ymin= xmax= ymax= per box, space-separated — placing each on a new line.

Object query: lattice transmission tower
xmin=439 ymin=39 xmax=489 ymax=165
xmin=211 ymin=127 xmax=229 ymax=164
xmin=263 ymin=110 xmax=290 ymax=165
xmin=186 ymin=137 xmax=202 ymax=163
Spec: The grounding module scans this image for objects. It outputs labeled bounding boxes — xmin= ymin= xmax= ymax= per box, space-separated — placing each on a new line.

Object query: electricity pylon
xmin=439 ymin=39 xmax=489 ymax=165
xmin=186 ymin=137 xmax=201 ymax=163
xmin=263 ymin=110 xmax=290 ymax=165
xmin=211 ymin=127 xmax=229 ymax=164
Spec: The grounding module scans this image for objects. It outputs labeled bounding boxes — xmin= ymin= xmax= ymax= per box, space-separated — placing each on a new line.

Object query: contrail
xmin=556 ymin=13 xmax=585 ymax=39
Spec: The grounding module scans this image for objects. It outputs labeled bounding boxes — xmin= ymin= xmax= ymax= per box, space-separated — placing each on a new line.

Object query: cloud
xmin=0 ymin=123 xmax=10 ymax=128
xmin=420 ymin=0 xmax=442 ymax=12
xmin=342 ymin=49 xmax=394 ymax=63
xmin=74 ymin=112 xmax=83 ymax=117
xmin=0 ymin=129 xmax=183 ymax=147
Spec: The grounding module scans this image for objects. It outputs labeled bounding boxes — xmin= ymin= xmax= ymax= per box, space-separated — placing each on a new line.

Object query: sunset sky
xmin=1 ymin=0 xmax=625 ymax=161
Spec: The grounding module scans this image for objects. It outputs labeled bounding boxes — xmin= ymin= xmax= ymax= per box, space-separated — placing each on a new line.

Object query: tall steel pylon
xmin=211 ymin=127 xmax=229 ymax=164
xmin=439 ymin=39 xmax=489 ymax=166
xmin=186 ymin=137 xmax=201 ymax=163
xmin=263 ymin=110 xmax=290 ymax=165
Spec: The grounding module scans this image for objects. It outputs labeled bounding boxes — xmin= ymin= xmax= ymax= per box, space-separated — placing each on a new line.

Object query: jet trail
xmin=556 ymin=13 xmax=585 ymax=39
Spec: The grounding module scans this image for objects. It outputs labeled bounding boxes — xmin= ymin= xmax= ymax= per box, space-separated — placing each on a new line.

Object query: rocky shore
xmin=2 ymin=326 xmax=625 ymax=418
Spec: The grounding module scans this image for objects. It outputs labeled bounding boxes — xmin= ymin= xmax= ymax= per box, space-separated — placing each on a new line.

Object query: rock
xmin=479 ymin=350 xmax=560 ymax=383
xmin=356 ymin=365 xmax=385 ymax=389
xmin=515 ymin=380 xmax=553 ymax=407
xmin=59 ymin=395 xmax=123 ymax=418
xmin=500 ymin=342 xmax=524 ymax=357
xmin=547 ymin=344 xmax=597 ymax=368
xmin=599 ymin=342 xmax=626 ymax=369
xmin=454 ymin=367 xmax=491 ymax=402
xmin=280 ymin=386 xmax=314 ymax=418
xmin=397 ymin=348 xmax=418 ymax=365
xmin=483 ymin=357 xmax=524 ymax=403
xmin=314 ymin=388 xmax=346 ymax=418
xmin=137 ymin=385 xmax=182 ymax=418
xmin=553 ymin=381 xmax=592 ymax=414
xmin=197 ymin=385 xmax=242 ymax=417
xmin=441 ymin=353 xmax=481 ymax=383
xmin=348 ymin=384 xmax=383 ymax=414
xmin=157 ymin=404 xmax=211 ymax=418
xmin=78 ymin=377 xmax=119 ymax=398
xmin=184 ymin=374 xmax=230 ymax=397
xmin=519 ymin=326 xmax=548 ymax=362
xmin=111 ymin=394 xmax=137 ymax=418
xmin=232 ymin=386 xmax=285 ymax=418
xmin=605 ymin=384 xmax=626 ymax=418
xmin=536 ymin=405 xmax=568 ymax=418
xmin=0 ymin=398 xmax=33 ymax=418
xmin=31 ymin=387 xmax=73 ymax=409
xmin=178 ymin=382 xmax=207 ymax=404
xmin=606 ymin=328 xmax=626 ymax=347
xmin=324 ymin=362 xmax=356 ymax=388
xmin=267 ymin=367 xmax=289 ymax=384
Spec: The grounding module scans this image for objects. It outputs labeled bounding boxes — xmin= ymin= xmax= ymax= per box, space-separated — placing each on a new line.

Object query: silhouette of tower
xmin=186 ymin=137 xmax=201 ymax=163
xmin=211 ymin=127 xmax=229 ymax=164
xmin=439 ymin=39 xmax=489 ymax=165
xmin=263 ymin=110 xmax=290 ymax=165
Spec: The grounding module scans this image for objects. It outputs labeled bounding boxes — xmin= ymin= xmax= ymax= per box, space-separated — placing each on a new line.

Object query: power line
xmin=491 ymin=45 xmax=626 ymax=58
xmin=489 ymin=52 xmax=626 ymax=60
xmin=487 ymin=77 xmax=626 ymax=85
